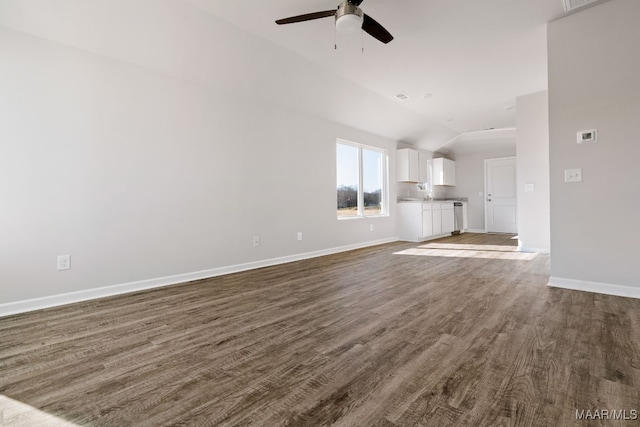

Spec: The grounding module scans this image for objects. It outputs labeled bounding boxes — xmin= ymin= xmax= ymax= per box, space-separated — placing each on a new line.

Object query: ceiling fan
xmin=275 ymin=0 xmax=393 ymax=44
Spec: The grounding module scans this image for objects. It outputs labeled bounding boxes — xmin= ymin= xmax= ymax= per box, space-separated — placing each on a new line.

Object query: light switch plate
xmin=564 ymin=168 xmax=583 ymax=183
xmin=524 ymin=183 xmax=535 ymax=192
xmin=57 ymin=254 xmax=71 ymax=271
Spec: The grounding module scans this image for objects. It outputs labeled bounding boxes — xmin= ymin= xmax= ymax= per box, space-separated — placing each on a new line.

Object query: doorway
xmin=485 ymin=157 xmax=517 ymax=233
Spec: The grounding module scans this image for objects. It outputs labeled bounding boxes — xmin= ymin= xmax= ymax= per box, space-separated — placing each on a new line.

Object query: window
xmin=336 ymin=140 xmax=388 ymax=219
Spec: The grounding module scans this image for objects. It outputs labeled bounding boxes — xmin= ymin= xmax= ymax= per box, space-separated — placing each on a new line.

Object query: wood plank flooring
xmin=1 ymin=233 xmax=640 ymax=426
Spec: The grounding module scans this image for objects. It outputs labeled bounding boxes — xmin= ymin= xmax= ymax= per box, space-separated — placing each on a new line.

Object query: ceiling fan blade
xmin=362 ymin=14 xmax=393 ymax=44
xmin=276 ymin=10 xmax=336 ymax=25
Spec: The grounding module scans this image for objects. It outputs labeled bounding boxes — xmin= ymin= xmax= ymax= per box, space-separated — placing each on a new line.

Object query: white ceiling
xmin=0 ymin=0 xmax=592 ymax=152
xmin=183 ymin=0 xmax=568 ymax=150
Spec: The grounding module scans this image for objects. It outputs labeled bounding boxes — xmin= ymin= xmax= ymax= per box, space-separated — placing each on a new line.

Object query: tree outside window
xmin=336 ymin=140 xmax=387 ymax=219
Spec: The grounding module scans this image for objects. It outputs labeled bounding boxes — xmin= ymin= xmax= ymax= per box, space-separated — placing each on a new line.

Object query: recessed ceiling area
xmin=436 ymin=128 xmax=517 ymax=156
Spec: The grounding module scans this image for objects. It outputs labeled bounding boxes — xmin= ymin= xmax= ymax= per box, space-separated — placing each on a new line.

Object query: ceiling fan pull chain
xmin=334 ymin=24 xmax=337 ymax=50
xmin=361 ymin=29 xmax=364 ymax=53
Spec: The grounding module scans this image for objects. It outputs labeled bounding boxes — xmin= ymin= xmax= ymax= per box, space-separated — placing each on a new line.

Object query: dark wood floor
xmin=1 ymin=233 xmax=639 ymax=426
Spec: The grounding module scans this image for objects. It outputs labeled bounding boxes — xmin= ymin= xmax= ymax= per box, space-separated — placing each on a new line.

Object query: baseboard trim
xmin=548 ymin=276 xmax=640 ymax=299
xmin=518 ymin=246 xmax=550 ymax=254
xmin=0 ymin=237 xmax=399 ymax=318
xmin=466 ymin=229 xmax=486 ymax=234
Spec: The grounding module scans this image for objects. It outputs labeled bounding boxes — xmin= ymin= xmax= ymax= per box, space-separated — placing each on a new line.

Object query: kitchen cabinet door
xmin=432 ymin=204 xmax=442 ymax=235
xmin=432 ymin=158 xmax=456 ymax=186
xmin=442 ymin=203 xmax=455 ymax=234
xmin=431 ymin=158 xmax=444 ymax=186
xmin=422 ymin=209 xmax=433 ymax=238
xmin=397 ymin=149 xmax=420 ymax=182
xmin=418 ymin=152 xmax=429 ymax=183
xmin=397 ymin=202 xmax=422 ymax=241
xmin=444 ymin=159 xmax=456 ymax=186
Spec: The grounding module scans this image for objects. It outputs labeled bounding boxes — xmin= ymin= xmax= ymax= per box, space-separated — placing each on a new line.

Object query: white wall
xmin=0 ymin=27 xmax=398 ymax=310
xmin=516 ymin=91 xmax=550 ymax=253
xmin=0 ymin=0 xmax=457 ymax=150
xmin=548 ymin=0 xmax=640 ymax=294
xmin=447 ymin=147 xmax=516 ymax=231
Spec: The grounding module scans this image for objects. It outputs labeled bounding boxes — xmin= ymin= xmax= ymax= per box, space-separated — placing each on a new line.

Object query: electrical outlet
xmin=564 ymin=168 xmax=583 ymax=183
xmin=297 ymin=232 xmax=303 ymax=241
xmin=370 ymin=224 xmax=374 ymax=232
xmin=253 ymin=236 xmax=260 ymax=247
xmin=57 ymin=255 xmax=71 ymax=271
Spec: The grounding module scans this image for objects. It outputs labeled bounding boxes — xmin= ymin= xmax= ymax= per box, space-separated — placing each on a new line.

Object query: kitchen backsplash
xmin=397 ymin=182 xmax=454 ymax=200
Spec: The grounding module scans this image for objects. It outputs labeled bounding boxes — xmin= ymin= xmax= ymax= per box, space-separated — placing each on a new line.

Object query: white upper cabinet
xmin=397 ymin=149 xmax=428 ymax=183
xmin=418 ymin=152 xmax=429 ymax=183
xmin=431 ymin=158 xmax=456 ymax=186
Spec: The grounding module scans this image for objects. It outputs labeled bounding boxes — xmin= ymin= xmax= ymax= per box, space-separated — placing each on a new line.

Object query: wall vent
xmin=563 ymin=0 xmax=599 ymax=12
xmin=395 ymin=93 xmax=410 ymax=101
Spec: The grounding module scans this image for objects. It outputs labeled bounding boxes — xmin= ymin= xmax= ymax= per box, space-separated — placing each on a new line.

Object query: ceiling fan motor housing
xmin=336 ymin=1 xmax=364 ymax=33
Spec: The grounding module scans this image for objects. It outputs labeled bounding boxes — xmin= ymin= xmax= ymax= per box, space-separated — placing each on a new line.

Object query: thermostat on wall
xmin=577 ymin=129 xmax=597 ymax=144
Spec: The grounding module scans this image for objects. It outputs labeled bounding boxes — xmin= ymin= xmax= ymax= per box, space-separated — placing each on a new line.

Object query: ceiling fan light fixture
xmin=275 ymin=0 xmax=393 ymax=44
xmin=335 ymin=2 xmax=364 ymax=34
xmin=336 ymin=13 xmax=363 ymax=33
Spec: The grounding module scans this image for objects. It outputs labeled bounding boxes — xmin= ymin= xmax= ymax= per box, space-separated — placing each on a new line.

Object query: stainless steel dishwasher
xmin=453 ymin=202 xmax=463 ymax=235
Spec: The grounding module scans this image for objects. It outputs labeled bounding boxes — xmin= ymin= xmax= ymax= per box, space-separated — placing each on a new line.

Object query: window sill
xmin=337 ymin=214 xmax=389 ymax=220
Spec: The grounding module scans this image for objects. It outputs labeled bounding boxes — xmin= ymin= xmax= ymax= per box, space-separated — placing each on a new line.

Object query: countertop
xmin=397 ymin=197 xmax=468 ymax=203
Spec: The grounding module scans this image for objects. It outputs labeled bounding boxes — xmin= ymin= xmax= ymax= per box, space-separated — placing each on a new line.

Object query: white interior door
xmin=485 ymin=157 xmax=517 ymax=233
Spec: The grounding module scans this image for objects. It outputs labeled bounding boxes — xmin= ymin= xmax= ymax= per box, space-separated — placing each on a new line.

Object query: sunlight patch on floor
xmin=0 ymin=395 xmax=79 ymax=426
xmin=394 ymin=245 xmax=538 ymax=261
xmin=418 ymin=243 xmax=521 ymax=252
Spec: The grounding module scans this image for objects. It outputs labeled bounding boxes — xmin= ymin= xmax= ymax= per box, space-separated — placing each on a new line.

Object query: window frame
xmin=336 ymin=139 xmax=389 ymax=220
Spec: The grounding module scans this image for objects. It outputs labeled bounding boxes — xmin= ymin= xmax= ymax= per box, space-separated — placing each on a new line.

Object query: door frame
xmin=484 ymin=156 xmax=517 ymax=233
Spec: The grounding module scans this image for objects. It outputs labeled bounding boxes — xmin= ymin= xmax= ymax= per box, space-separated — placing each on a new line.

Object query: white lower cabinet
xmin=432 ymin=204 xmax=442 ymax=236
xmin=441 ymin=202 xmax=455 ymax=234
xmin=398 ymin=201 xmax=466 ymax=242
xmin=421 ymin=204 xmax=433 ymax=237
xmin=397 ymin=202 xmax=423 ymax=242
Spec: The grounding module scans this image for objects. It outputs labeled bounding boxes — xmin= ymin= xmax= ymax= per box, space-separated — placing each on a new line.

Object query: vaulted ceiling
xmin=0 ymin=1 xmax=598 ymax=151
